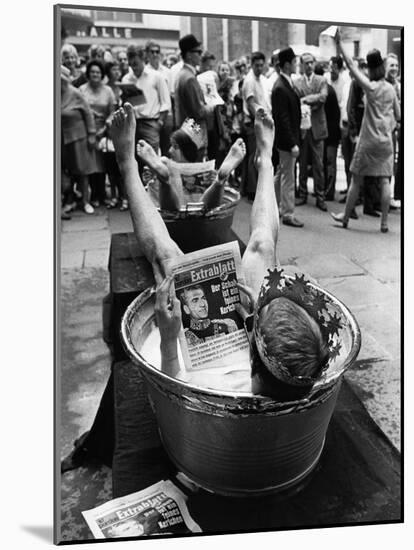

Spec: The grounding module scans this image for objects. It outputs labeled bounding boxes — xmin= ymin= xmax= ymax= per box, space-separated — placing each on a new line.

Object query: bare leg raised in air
xmin=200 ymin=138 xmax=246 ymax=210
xmin=111 ymin=103 xmax=182 ymax=283
xmin=241 ymin=108 xmax=279 ymax=298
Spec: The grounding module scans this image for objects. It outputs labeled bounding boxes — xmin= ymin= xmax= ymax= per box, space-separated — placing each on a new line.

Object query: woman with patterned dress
xmin=80 ymin=60 xmax=116 ymax=207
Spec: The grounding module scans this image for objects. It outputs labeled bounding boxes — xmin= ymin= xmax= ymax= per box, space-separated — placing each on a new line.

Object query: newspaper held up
xmin=147 ymin=159 xmax=216 ymax=209
xmin=165 ymin=241 xmax=250 ymax=372
xmin=82 ymin=480 xmax=201 ymax=539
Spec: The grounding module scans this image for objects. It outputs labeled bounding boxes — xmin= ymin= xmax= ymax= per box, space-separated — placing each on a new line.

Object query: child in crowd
xmin=132 ymin=118 xmax=246 ymax=211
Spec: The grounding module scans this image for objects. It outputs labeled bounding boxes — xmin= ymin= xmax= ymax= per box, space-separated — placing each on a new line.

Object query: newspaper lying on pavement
xmin=82 ymin=480 xmax=201 ymax=539
xmin=165 ymin=241 xmax=250 ymax=372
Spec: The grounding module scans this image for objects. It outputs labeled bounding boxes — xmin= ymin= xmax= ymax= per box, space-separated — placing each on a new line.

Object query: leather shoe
xmin=316 ymin=201 xmax=328 ymax=212
xmin=330 ymin=211 xmax=348 ymax=229
xmin=295 ymin=198 xmax=307 ymax=206
xmin=349 ymin=208 xmax=358 ymax=219
xmin=283 ymin=216 xmax=304 ymax=227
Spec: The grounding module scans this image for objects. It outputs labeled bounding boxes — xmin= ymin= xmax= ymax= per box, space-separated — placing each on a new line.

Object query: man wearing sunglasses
xmin=174 ymin=34 xmax=214 ymax=155
xmin=122 ymin=44 xmax=171 ymax=173
xmin=145 ymin=40 xmax=174 ymax=156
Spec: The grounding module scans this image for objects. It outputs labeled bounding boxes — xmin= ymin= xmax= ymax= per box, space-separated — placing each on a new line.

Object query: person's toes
xmin=124 ymin=102 xmax=134 ymax=120
xmin=114 ymin=110 xmax=123 ymax=126
xmin=256 ymin=107 xmax=265 ymax=118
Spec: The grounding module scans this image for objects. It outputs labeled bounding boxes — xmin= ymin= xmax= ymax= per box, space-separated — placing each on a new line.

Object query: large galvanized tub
xmin=121 ymin=284 xmax=361 ymax=497
xmin=149 ymin=184 xmax=240 ymax=253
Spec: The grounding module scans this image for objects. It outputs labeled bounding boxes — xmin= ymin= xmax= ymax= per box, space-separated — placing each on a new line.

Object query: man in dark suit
xmin=314 ymin=62 xmax=341 ymax=201
xmin=272 ymin=47 xmax=303 ymax=227
xmin=294 ymin=53 xmax=328 ymax=211
xmin=174 ymin=34 xmax=213 ymax=156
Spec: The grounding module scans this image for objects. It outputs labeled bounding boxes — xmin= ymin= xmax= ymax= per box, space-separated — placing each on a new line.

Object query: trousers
xmin=298 ymin=130 xmax=325 ymax=202
xmin=274 ymin=149 xmax=296 ymax=219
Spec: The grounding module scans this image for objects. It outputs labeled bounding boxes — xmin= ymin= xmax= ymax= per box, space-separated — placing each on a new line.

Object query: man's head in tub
xmin=252 ymin=297 xmax=329 ymax=395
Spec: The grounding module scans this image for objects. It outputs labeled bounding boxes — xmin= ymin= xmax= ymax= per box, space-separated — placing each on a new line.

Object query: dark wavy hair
xmin=251 ymin=51 xmax=265 ymax=64
xmin=86 ymin=59 xmax=105 ymax=79
xmin=369 ymin=64 xmax=386 ymax=81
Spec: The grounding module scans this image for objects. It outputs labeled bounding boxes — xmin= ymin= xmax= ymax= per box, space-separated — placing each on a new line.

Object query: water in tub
xmin=140 ymin=327 xmax=253 ymax=393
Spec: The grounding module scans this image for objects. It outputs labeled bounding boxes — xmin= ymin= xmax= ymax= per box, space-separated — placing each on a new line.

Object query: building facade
xmin=59 ymin=8 xmax=401 ymax=63
xmin=181 ymin=16 xmax=401 ymax=63
xmin=61 ymin=8 xmax=181 ymax=56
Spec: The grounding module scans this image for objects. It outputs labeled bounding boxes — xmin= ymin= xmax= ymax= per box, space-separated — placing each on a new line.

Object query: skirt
xmin=350 ymin=139 xmax=394 ymax=177
xmin=62 ymin=137 xmax=97 ymax=176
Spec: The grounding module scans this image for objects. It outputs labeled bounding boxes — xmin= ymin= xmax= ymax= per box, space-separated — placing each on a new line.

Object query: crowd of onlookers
xmin=60 ymin=35 xmax=401 ymax=229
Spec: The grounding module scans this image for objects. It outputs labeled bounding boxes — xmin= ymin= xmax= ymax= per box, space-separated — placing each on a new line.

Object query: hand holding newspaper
xmin=165 ymin=241 xmax=250 ymax=373
xmin=82 ymin=480 xmax=201 ymax=538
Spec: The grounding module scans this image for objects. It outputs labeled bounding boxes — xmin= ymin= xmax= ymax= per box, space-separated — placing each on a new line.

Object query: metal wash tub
xmin=150 ymin=185 xmax=241 ymax=253
xmin=121 ymin=284 xmax=361 ymax=497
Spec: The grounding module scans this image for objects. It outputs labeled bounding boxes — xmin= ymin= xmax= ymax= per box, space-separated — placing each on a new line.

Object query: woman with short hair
xmin=331 ymin=30 xmax=400 ymax=233
xmin=80 ymin=60 xmax=116 ymax=207
xmin=61 ymin=43 xmax=82 ymax=83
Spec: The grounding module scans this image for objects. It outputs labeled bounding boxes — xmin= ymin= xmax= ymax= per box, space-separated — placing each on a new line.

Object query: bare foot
xmin=110 ymin=103 xmax=136 ymax=164
xmin=254 ymin=107 xmax=274 ymax=159
xmin=218 ymin=138 xmax=246 ymax=182
xmin=136 ymin=139 xmax=158 ymax=165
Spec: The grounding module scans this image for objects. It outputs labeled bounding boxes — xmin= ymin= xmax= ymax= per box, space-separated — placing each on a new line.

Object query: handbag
xmin=98 ymin=136 xmax=115 ymax=153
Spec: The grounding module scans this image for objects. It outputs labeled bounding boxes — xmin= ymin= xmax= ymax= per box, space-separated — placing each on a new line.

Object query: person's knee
xmin=247 ymin=229 xmax=276 ymax=261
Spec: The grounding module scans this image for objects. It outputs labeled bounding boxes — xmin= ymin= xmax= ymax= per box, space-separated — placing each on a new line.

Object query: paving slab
xmin=351 ymin=303 xmax=400 ymax=361
xmin=62 ymin=214 xmax=108 ymax=233
xmin=318 ymin=274 xmax=398 ymax=309
xmin=354 ymin=329 xmax=393 ymax=364
xmin=60 ymin=251 xmax=84 ymax=269
xmin=84 ymin=249 xmax=110 ymax=269
xmin=345 ymin=358 xmax=401 ymax=451
xmin=107 ymin=209 xmax=133 ymax=235
xmin=293 ymin=253 xmax=365 ymax=279
xmin=356 ymin=255 xmax=400 ymax=284
xmin=61 ymin=230 xmax=110 ymax=253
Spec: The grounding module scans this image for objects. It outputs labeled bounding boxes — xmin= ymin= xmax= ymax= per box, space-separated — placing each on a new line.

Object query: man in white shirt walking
xmin=145 ymin=40 xmax=174 ymax=156
xmin=241 ymin=51 xmax=271 ymax=199
xmin=122 ymin=45 xmax=171 ymax=170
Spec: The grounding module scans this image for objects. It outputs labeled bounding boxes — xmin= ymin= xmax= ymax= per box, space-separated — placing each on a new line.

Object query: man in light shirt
xmin=122 ymin=45 xmax=171 ymax=170
xmin=241 ymin=51 xmax=271 ymax=199
xmin=197 ymin=51 xmax=223 ymax=163
xmin=145 ymin=40 xmax=173 ymax=156
xmin=328 ymin=56 xmax=352 ymax=197
xmin=266 ymin=50 xmax=281 ymax=101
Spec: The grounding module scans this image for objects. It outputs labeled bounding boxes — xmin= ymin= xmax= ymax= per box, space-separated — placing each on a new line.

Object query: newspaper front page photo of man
xmin=179 ymin=283 xmax=238 ymax=347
